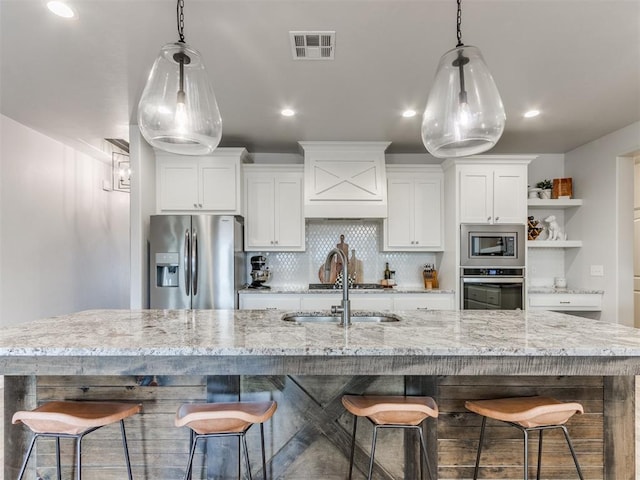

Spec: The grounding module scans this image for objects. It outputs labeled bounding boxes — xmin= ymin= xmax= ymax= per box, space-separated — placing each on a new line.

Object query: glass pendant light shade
xmin=421 ymin=45 xmax=505 ymax=158
xmin=138 ymin=42 xmax=222 ymax=155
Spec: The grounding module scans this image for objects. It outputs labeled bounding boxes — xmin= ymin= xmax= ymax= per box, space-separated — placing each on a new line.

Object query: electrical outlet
xmin=590 ymin=265 xmax=604 ymax=276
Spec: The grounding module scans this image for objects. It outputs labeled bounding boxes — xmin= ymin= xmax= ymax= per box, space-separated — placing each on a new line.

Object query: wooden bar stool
xmin=175 ymin=401 xmax=277 ymax=480
xmin=342 ymin=395 xmax=438 ymax=480
xmin=12 ymin=400 xmax=142 ymax=480
xmin=465 ymin=396 xmax=584 ymax=480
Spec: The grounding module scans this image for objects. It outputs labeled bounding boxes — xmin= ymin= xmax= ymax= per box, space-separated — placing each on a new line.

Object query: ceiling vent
xmin=290 ymin=31 xmax=335 ymax=60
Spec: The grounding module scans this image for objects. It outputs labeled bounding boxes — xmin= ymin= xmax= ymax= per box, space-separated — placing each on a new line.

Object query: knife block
xmin=423 ymin=270 xmax=438 ymax=289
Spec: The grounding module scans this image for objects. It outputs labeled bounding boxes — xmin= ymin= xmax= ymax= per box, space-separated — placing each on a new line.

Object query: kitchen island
xmin=2 ymin=308 xmax=639 ymax=479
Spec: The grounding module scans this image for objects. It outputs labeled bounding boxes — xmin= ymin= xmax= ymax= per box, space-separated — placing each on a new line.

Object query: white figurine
xmin=544 ymin=215 xmax=565 ymax=241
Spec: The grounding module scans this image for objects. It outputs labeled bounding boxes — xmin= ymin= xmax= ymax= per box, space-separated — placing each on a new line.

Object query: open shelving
xmin=527 ymin=198 xmax=583 ymax=208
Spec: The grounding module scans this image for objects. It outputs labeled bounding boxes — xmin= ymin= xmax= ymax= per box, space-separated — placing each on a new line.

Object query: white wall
xmin=565 ymin=121 xmax=640 ymax=325
xmin=0 ymin=115 xmax=130 ymax=325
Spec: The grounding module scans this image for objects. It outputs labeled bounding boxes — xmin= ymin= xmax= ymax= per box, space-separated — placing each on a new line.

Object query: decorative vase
xmin=539 ymin=189 xmax=552 ymax=199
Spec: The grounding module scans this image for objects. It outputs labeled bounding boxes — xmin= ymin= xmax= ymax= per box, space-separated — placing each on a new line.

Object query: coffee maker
xmin=249 ymin=255 xmax=271 ymax=289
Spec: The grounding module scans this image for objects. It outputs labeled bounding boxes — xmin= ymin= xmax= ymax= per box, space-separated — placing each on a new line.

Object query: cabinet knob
xmin=194 ymin=203 xmax=198 ymax=208
xmin=415 ymin=241 xmax=419 ymax=244
xmin=487 ymin=216 xmax=492 ymax=221
xmin=274 ymin=240 xmax=279 ymax=245
xmin=495 ymin=216 xmax=500 ymax=221
xmin=199 ymin=204 xmax=203 ymax=208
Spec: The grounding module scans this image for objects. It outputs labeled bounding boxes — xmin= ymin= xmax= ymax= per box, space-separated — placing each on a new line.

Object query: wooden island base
xmin=5 ymin=374 xmax=633 ymax=480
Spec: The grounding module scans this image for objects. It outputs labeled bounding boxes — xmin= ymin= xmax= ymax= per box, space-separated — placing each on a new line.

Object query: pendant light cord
xmin=177 ymin=0 xmax=185 ymax=43
xmin=456 ymin=0 xmax=464 ymax=47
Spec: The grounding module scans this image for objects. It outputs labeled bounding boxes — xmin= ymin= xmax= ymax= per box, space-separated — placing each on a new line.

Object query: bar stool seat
xmin=175 ymin=401 xmax=277 ymax=480
xmin=342 ymin=395 xmax=438 ymax=480
xmin=13 ymin=401 xmax=142 ymax=480
xmin=465 ymin=396 xmax=584 ymax=480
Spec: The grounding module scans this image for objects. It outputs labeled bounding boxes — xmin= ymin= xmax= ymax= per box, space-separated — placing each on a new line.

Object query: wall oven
xmin=461 ymin=268 xmax=525 ymax=310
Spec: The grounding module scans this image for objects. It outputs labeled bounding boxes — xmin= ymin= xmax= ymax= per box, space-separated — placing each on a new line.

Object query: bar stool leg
xmin=473 ymin=416 xmax=487 ymax=480
xmin=56 ymin=437 xmax=62 ymax=480
xmin=367 ymin=425 xmax=379 ymax=480
xmin=76 ymin=435 xmax=83 ymax=480
xmin=183 ymin=434 xmax=198 ymax=480
xmin=119 ymin=419 xmax=134 ymax=480
xmin=348 ymin=416 xmax=358 ymax=480
xmin=17 ymin=434 xmax=38 ymax=480
xmin=560 ymin=425 xmax=585 ymax=480
xmin=260 ymin=423 xmax=267 ymax=480
xmin=536 ymin=430 xmax=543 ymax=480
xmin=417 ymin=426 xmax=435 ymax=480
xmin=522 ymin=428 xmax=529 ymax=480
xmin=241 ymin=433 xmax=253 ymax=480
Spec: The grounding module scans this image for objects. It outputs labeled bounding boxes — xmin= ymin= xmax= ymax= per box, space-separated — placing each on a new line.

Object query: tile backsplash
xmin=246 ymin=220 xmax=437 ymax=289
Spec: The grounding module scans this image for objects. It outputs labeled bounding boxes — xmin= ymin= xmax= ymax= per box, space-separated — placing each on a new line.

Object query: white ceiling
xmin=1 ymin=0 xmax=639 ymax=156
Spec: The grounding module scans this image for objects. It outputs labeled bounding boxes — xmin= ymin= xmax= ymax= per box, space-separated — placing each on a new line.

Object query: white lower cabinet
xmin=528 ymin=293 xmax=602 ymax=311
xmin=239 ymin=292 xmax=454 ymax=311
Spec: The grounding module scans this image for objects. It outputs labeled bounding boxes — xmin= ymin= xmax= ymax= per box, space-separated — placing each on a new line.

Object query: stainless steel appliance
xmin=249 ymin=255 xmax=271 ymax=289
xmin=460 ymin=224 xmax=525 ymax=267
xmin=461 ymin=267 xmax=525 ymax=310
xmin=150 ymin=215 xmax=244 ymax=309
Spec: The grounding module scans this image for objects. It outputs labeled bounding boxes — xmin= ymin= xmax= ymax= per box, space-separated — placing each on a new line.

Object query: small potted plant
xmin=536 ymin=179 xmax=553 ymax=199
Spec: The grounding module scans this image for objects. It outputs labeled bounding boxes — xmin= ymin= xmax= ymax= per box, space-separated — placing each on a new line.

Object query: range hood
xmin=299 ymin=141 xmax=390 ymax=218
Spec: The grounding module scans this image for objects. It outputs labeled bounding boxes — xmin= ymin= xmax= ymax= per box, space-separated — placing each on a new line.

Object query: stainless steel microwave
xmin=460 ymin=224 xmax=525 ymax=267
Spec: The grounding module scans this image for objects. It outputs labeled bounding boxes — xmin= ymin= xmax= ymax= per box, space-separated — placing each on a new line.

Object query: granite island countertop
xmin=0 ymin=309 xmax=639 ymax=377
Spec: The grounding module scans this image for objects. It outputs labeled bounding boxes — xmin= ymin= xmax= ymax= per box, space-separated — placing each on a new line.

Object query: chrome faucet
xmin=324 ymin=247 xmax=351 ymax=327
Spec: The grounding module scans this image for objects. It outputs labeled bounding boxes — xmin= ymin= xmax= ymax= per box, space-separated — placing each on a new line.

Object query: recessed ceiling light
xmin=47 ymin=1 xmax=76 ymax=18
xmin=524 ymin=109 xmax=541 ymax=118
xmin=281 ymin=108 xmax=295 ymax=117
xmin=402 ymin=109 xmax=417 ymax=118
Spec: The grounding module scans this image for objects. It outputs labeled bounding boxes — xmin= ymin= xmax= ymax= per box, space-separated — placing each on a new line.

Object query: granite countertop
xmin=528 ymin=287 xmax=604 ymax=294
xmin=239 ymin=287 xmax=454 ymax=294
xmin=0 ymin=308 xmax=637 ymax=358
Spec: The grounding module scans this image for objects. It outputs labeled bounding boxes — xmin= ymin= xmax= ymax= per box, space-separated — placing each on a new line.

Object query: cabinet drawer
xmin=239 ymin=294 xmax=301 ymax=310
xmin=528 ymin=294 xmax=602 ymax=311
xmin=300 ymin=295 xmax=340 ymax=310
xmin=393 ymin=294 xmax=454 ymax=310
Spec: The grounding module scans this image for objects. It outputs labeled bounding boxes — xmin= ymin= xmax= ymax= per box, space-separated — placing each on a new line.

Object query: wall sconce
xmin=112 ymin=152 xmax=131 ymax=192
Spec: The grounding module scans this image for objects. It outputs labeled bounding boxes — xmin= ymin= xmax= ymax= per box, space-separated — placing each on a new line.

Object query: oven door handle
xmin=462 ymin=277 xmax=524 ymax=284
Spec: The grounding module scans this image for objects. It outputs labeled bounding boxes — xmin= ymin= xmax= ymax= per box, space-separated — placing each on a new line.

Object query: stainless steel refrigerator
xmin=149 ymin=215 xmax=245 ymax=309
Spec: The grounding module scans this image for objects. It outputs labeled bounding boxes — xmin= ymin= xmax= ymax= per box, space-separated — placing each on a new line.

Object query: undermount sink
xmin=281 ymin=312 xmax=401 ymax=324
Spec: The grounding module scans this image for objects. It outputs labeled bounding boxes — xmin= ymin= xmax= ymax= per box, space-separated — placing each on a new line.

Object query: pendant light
xmin=421 ymin=0 xmax=505 ymax=158
xmin=137 ymin=0 xmax=222 ymax=155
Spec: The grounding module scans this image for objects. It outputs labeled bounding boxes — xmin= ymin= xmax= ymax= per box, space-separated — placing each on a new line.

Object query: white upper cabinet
xmin=459 ymin=162 xmax=529 ymax=224
xmin=299 ymin=141 xmax=390 ymax=218
xmin=156 ymin=148 xmax=247 ymax=214
xmin=244 ymin=165 xmax=305 ymax=251
xmin=384 ymin=165 xmax=444 ymax=251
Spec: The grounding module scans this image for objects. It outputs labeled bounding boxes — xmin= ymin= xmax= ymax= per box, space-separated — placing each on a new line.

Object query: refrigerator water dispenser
xmin=156 ymin=252 xmax=180 ymax=287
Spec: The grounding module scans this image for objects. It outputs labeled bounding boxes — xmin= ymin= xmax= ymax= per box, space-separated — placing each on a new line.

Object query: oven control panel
xmin=461 ymin=268 xmax=525 ymax=277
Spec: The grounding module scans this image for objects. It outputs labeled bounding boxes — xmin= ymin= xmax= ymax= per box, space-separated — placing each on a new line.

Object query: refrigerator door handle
xmin=192 ymin=229 xmax=198 ymax=296
xmin=184 ymin=229 xmax=191 ymax=296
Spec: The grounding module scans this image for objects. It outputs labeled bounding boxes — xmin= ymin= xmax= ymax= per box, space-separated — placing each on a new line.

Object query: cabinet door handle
xmin=495 ymin=216 xmax=500 ymax=221
xmin=265 ymin=307 xmax=278 ymax=310
xmin=193 ymin=203 xmax=198 ymax=208
xmin=274 ymin=240 xmax=279 ymax=245
xmin=417 ymin=307 xmax=429 ymax=310
xmin=487 ymin=216 xmax=492 ymax=222
xmin=415 ymin=241 xmax=419 ymax=244
xmin=559 ymin=301 xmax=571 ymax=304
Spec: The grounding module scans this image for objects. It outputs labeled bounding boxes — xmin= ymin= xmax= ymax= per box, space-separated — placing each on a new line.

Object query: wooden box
xmin=552 ymin=178 xmax=572 ymax=199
